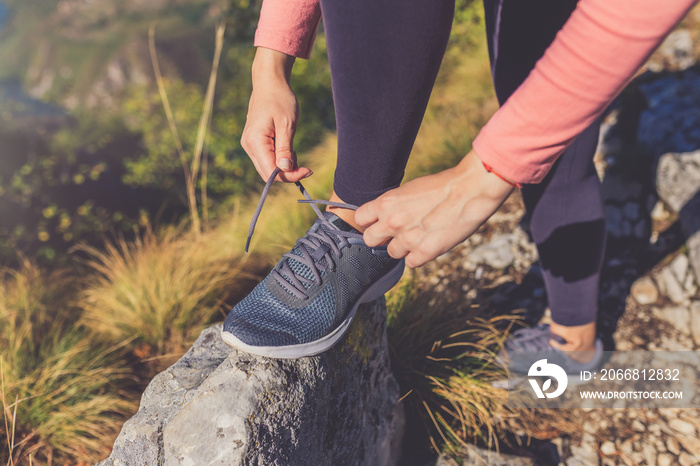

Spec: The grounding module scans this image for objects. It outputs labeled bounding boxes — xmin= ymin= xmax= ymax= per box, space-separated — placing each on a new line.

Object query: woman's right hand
xmin=241 ymin=47 xmax=312 ymax=183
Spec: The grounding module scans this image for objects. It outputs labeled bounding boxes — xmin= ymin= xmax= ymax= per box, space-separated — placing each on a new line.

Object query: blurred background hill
xmin=0 ymin=0 xmax=334 ymax=265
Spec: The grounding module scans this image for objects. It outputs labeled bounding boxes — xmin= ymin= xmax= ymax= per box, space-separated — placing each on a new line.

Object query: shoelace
xmin=246 ymin=167 xmax=364 ymax=299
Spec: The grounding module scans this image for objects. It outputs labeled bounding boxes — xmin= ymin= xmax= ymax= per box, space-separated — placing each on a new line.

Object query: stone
xmin=467 ymin=233 xmax=516 ymax=269
xmin=652 ymin=306 xmax=691 ymax=334
xmin=658 ymin=29 xmax=696 ymax=71
xmin=667 ymin=437 xmax=681 ymax=455
xmin=651 ymin=201 xmax=671 ymax=222
xmin=631 ymin=276 xmax=659 ymax=305
xmin=688 ymin=232 xmax=700 ymax=287
xmin=631 ymin=420 xmax=646 ymax=432
xmin=690 ymin=302 xmax=700 ymax=346
xmin=570 ymin=440 xmax=599 ymax=466
xmin=656 ymin=439 xmax=667 ymax=452
xmin=678 ymin=435 xmax=700 ymax=458
xmin=642 ymin=443 xmax=657 ymax=466
xmin=435 ymin=446 xmax=534 ymax=466
xmin=679 ymin=452 xmax=697 ymax=466
xmin=600 ymin=442 xmax=616 ymax=456
xmin=669 ymin=419 xmax=696 ymax=436
xmin=655 ymin=151 xmax=700 ymax=284
xmin=657 ymin=267 xmax=689 ymax=305
xmin=657 ymin=453 xmax=674 ymax=466
xmin=97 ymin=299 xmax=404 ymax=466
xmin=671 ymin=254 xmax=690 ymax=285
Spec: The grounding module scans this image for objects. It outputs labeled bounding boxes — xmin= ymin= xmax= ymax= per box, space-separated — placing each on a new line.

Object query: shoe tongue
xmin=324 ymin=211 xmax=359 ymax=233
xmin=279 ymin=213 xmax=351 ymax=296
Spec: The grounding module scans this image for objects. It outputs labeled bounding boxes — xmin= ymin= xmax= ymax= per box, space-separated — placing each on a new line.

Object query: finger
xmin=274 ymin=119 xmax=296 ymax=172
xmin=355 ymin=199 xmax=380 ymax=228
xmin=362 ymin=222 xmax=393 ymax=248
xmin=386 ymin=237 xmax=410 ymax=260
xmin=245 ymin=134 xmax=277 ymax=180
xmin=404 ymin=251 xmax=429 ymax=269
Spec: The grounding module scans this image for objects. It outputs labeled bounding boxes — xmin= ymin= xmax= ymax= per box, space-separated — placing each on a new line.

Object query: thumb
xmin=274 ymin=123 xmax=295 ymax=172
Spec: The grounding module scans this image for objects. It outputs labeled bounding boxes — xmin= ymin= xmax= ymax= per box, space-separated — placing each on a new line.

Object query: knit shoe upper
xmin=222 ymin=168 xmax=404 ymax=358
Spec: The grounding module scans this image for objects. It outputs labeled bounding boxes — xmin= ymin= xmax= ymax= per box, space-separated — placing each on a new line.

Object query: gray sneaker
xmin=498 ymin=323 xmax=603 ymax=380
xmin=222 ymin=168 xmax=404 ymax=359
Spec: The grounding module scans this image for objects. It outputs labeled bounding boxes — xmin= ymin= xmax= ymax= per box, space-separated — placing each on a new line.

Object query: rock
xmin=669 ymin=419 xmax=696 ymax=436
xmin=678 ymin=435 xmax=700 ymax=459
xmin=600 ymin=442 xmax=616 ymax=456
xmin=642 ymin=443 xmax=657 ymax=466
xmin=658 ymin=30 xmax=696 ymax=71
xmin=688 ymin=232 xmax=700 ymax=288
xmin=667 ymin=437 xmax=681 ymax=455
xmin=690 ymin=302 xmax=700 ymax=346
xmin=631 ymin=276 xmax=659 ymax=305
xmin=570 ymin=439 xmax=599 ymax=466
xmin=435 ymin=446 xmax=534 ymax=466
xmin=651 ymin=201 xmax=671 ymax=222
xmin=467 ymin=233 xmax=516 ymax=269
xmin=652 ymin=306 xmax=691 ymax=334
xmin=657 ymin=267 xmax=690 ymax=305
xmin=97 ymin=299 xmax=404 ymax=466
xmin=656 ymin=439 xmax=667 ymax=453
xmin=679 ymin=452 xmax=697 ymax=466
xmin=632 ymin=420 xmax=646 ymax=432
xmin=657 ymin=453 xmax=674 ymax=466
xmin=671 ymin=254 xmax=690 ymax=285
xmin=655 ymin=151 xmax=700 ymax=284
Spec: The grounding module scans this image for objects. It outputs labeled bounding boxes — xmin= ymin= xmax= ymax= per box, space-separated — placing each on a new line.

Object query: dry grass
xmin=0 ymin=260 xmax=136 ymax=465
xmin=385 ymin=272 xmax=521 ymax=455
xmin=76 ymin=223 xmax=255 ymax=355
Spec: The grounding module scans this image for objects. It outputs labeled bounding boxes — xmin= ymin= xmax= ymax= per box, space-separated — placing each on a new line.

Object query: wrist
xmin=252 ymin=47 xmax=295 ymax=85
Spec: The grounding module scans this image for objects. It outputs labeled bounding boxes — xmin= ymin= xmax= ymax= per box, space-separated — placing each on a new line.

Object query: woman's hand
xmin=355 ymin=150 xmax=514 ymax=268
xmin=241 ymin=47 xmax=312 ymax=182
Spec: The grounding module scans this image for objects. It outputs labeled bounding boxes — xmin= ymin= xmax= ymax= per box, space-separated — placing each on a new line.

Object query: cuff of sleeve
xmin=472 ymin=132 xmax=552 ymax=185
xmin=255 ymin=29 xmax=315 ymax=60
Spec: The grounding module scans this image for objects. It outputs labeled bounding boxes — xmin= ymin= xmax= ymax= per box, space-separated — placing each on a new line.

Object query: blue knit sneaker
xmin=222 ymin=169 xmax=404 ymax=359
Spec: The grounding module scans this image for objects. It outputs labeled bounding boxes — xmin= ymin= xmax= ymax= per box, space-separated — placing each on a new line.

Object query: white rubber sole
xmin=221 ymin=259 xmax=405 ymax=359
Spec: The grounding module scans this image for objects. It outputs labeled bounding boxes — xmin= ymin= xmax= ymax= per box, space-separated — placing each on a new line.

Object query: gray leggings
xmin=322 ymin=0 xmax=605 ymax=326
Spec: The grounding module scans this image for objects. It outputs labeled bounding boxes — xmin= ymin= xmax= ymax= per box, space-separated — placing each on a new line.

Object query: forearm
xmin=474 ymin=0 xmax=698 ymax=185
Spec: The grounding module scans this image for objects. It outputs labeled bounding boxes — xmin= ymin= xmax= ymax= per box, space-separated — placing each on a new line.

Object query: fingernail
xmin=279 ymin=158 xmax=292 ymax=171
xmin=302 ymin=171 xmax=313 ymax=179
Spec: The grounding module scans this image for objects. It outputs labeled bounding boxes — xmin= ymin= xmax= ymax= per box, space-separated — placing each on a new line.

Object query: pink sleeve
xmin=254 ymin=0 xmax=321 ymax=59
xmin=473 ymin=0 xmax=697 ymax=185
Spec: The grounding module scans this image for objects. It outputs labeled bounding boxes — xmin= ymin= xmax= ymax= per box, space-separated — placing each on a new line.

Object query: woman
xmin=221 ymin=0 xmax=696 ymax=364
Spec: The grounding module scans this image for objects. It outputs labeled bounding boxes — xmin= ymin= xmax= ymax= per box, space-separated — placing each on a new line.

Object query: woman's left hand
xmin=354 ymin=150 xmax=514 ymax=268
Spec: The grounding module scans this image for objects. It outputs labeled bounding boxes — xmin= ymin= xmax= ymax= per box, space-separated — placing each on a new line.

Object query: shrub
xmin=0 ymin=260 xmax=135 ymax=464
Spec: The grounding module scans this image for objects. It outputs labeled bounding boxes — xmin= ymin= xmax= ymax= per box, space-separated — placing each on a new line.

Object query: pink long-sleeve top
xmin=255 ymin=0 xmax=697 ymax=184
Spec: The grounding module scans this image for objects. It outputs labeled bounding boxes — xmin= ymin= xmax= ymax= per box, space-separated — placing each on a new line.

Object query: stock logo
xmin=528 ymin=359 xmax=568 ymax=399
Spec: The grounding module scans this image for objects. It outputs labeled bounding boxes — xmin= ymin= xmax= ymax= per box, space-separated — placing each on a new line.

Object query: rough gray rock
xmin=655 ymin=151 xmax=700 ymax=284
xmin=435 ymin=446 xmax=534 ymax=466
xmin=97 ymin=298 xmax=404 ymax=466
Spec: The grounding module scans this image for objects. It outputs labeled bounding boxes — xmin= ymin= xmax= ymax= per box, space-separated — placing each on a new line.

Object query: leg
xmin=320 ymin=0 xmax=455 ymax=214
xmin=484 ymin=0 xmax=606 ymax=353
xmin=223 ymin=0 xmax=455 ymax=357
